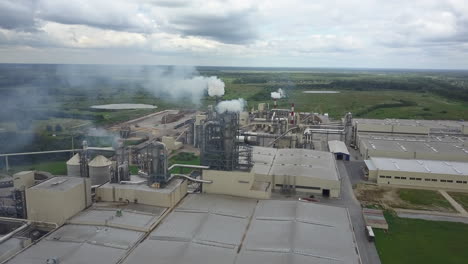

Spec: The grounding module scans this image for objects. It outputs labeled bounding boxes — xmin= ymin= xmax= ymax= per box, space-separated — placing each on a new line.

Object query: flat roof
xmin=360 ymin=137 xmax=468 ymax=156
xmin=122 ymin=194 xmax=360 ymax=264
xmin=67 ymin=203 xmax=167 ymax=232
xmin=30 ymin=176 xmax=84 ymax=191
xmin=99 ymin=177 xmax=184 ymax=194
xmin=4 ymin=224 xmax=145 ymax=264
xmin=328 ymin=140 xmax=350 ymax=155
xmin=354 ymin=118 xmax=467 ymax=129
xmin=358 ymin=133 xmax=467 ymax=143
xmin=252 ymin=147 xmax=339 ymax=181
xmin=367 ymin=157 xmax=468 ymax=176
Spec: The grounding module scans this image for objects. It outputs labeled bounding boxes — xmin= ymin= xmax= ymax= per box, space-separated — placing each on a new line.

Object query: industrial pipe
xmin=168 ymin=164 xmax=210 ymax=171
xmin=119 ymin=180 xmax=147 ymax=185
xmin=168 ymin=174 xmax=213 ymax=183
xmin=0 ymin=222 xmax=30 ymax=244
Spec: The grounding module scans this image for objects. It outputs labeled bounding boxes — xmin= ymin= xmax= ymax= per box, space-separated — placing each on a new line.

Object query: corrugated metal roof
xmin=122 ymin=194 xmax=360 ymax=264
xmin=67 ymin=203 xmax=167 ymax=232
xmin=251 ymin=147 xmax=339 ymax=181
xmin=88 ymin=155 xmax=112 ymax=167
xmin=328 ymin=140 xmax=350 ymax=155
xmin=4 ymin=225 xmax=144 ymax=264
xmin=369 ymin=157 xmax=468 ymax=175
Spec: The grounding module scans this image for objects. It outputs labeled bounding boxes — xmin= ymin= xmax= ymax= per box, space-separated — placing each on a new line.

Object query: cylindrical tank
xmin=66 ymin=153 xmax=81 ymax=177
xmin=88 ymin=155 xmax=112 ymax=185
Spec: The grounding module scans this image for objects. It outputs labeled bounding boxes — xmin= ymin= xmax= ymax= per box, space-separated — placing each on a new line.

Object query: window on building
xmin=416 ymin=178 xmax=422 ymax=181
xmin=385 ymin=176 xmax=391 ymax=179
xmin=456 ymin=181 xmax=463 ymax=183
xmin=425 ymin=179 xmax=431 ymax=181
xmin=379 ymin=176 xmax=385 ymax=178
xmin=441 ymin=180 xmax=447 ymax=182
xmin=447 ymin=180 xmax=453 ymax=183
xmin=401 ymin=177 xmax=407 ymax=180
xmin=463 ymin=181 xmax=467 ymax=184
xmin=432 ymin=179 xmax=437 ymax=182
xmin=395 ymin=176 xmax=401 ymax=179
xmin=410 ymin=177 xmax=415 ymax=180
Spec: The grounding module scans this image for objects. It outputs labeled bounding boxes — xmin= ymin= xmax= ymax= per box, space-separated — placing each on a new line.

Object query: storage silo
xmin=88 ymin=155 xmax=112 ymax=185
xmin=66 ymin=153 xmax=81 ymax=177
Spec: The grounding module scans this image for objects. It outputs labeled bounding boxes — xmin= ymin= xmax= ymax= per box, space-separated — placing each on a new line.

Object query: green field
xmin=8 ymin=160 xmax=68 ymax=175
xmin=375 ymin=212 xmax=468 ymax=264
xmin=398 ymin=189 xmax=454 ymax=211
xmin=448 ymin=192 xmax=468 ymax=211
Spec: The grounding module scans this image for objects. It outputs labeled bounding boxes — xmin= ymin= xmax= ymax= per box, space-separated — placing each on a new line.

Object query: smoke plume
xmin=56 ymin=65 xmax=225 ymax=105
xmin=216 ymin=98 xmax=246 ymax=113
xmin=0 ymin=64 xmax=227 ymax=156
xmin=207 ymin=77 xmax=225 ymax=97
xmin=271 ymin=88 xmax=285 ymax=99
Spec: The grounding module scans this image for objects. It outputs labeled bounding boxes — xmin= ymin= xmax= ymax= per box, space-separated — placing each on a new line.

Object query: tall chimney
xmin=274 ymin=98 xmax=277 ymax=109
xmin=290 ymin=103 xmax=295 ymax=125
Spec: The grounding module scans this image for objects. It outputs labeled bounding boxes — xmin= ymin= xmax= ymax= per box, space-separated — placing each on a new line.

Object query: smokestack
xmin=290 ymin=103 xmax=295 ymax=125
xmin=274 ymin=98 xmax=277 ymax=109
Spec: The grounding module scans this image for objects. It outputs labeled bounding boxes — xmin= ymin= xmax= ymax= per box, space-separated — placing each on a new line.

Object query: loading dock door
xmin=336 ymin=154 xmax=343 ymax=160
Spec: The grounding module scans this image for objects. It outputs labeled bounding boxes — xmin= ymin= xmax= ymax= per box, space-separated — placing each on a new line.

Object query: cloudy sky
xmin=0 ymin=0 xmax=467 ymax=69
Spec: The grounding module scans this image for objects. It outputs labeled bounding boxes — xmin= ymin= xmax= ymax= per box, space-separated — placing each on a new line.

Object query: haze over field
xmin=0 ymin=0 xmax=467 ymax=69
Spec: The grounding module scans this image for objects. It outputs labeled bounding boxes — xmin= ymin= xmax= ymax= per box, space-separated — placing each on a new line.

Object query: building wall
xmin=357 ymin=123 xmax=392 ymax=133
xmin=96 ymin=180 xmax=188 ymax=208
xmin=13 ymin=171 xmax=35 ymax=190
xmin=202 ymin=170 xmax=271 ymax=199
xmin=375 ymin=170 xmax=468 ymax=191
xmin=463 ymin=125 xmax=468 ymax=135
xmin=26 ymin=178 xmax=89 ymax=226
xmin=356 ymin=123 xmax=429 ymax=135
xmin=271 ymin=174 xmax=340 ymax=198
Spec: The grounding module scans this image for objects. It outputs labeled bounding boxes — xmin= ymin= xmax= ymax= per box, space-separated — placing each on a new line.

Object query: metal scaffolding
xmin=200 ymin=112 xmax=252 ymax=171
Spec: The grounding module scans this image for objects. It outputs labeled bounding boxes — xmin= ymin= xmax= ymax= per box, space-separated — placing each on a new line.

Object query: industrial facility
xmin=1 ymin=91 xmax=467 ymax=264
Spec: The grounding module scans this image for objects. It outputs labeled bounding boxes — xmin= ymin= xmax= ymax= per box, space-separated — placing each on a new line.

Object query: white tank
xmin=88 ymin=155 xmax=112 ymax=185
xmin=66 ymin=153 xmax=81 ymax=177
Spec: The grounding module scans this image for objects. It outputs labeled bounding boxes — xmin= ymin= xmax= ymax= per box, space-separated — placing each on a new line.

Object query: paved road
xmin=337 ymin=160 xmax=382 ymax=264
xmin=396 ymin=209 xmax=468 ymax=224
xmin=439 ymin=190 xmax=468 ymax=216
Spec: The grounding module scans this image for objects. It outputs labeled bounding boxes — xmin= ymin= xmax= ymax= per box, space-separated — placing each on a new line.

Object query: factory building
xmin=357 ymin=134 xmax=468 ymax=162
xmin=251 ymin=147 xmax=341 ymax=197
xmin=26 ymin=176 xmax=92 ymax=226
xmin=354 ymin=118 xmax=468 ymax=135
xmin=122 ymin=194 xmax=361 ymax=264
xmin=365 ymin=157 xmax=468 ymax=191
xmin=328 ymin=140 xmax=350 ymax=160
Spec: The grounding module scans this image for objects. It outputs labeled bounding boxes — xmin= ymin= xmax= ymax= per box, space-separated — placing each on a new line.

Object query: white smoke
xmin=271 ymin=88 xmax=285 ymax=99
xmin=216 ymin=98 xmax=246 ymax=113
xmin=56 ymin=65 xmax=225 ymax=105
xmin=207 ymin=76 xmax=225 ymax=97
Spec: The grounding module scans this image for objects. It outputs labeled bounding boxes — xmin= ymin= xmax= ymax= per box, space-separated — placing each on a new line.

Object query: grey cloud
xmin=170 ymin=10 xmax=258 ymax=44
xmin=37 ymin=0 xmax=155 ymax=33
xmin=0 ymin=0 xmax=37 ymax=31
xmin=150 ymin=0 xmax=191 ymax=8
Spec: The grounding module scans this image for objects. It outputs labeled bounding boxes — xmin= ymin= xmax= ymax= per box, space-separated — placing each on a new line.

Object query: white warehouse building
xmin=365 ymin=157 xmax=468 ymax=191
